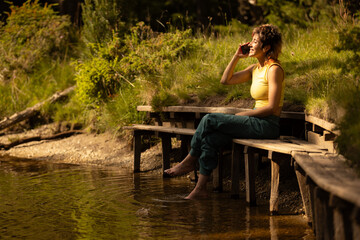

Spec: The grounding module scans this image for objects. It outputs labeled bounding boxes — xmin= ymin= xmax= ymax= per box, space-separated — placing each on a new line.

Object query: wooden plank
xmin=137 ymin=105 xmax=305 ymax=120
xmin=305 ymin=115 xmax=339 ymax=135
xmin=233 ymin=138 xmax=326 ymax=155
xmin=128 ymin=124 xmax=196 ymax=135
xmin=293 ymin=152 xmax=360 ymax=207
xmin=307 ymin=131 xmax=336 ymax=153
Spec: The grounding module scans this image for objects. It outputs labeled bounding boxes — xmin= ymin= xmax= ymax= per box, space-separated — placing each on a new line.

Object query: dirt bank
xmin=0 ymin=123 xmax=164 ymax=173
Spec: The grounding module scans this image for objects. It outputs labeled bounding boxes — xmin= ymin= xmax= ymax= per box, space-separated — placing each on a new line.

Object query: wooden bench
xmin=126 ymin=106 xmax=305 ymax=180
xmin=292 ymin=152 xmax=360 ymax=240
xmin=123 ymin=124 xmax=195 ymax=175
xmin=231 ymin=137 xmax=328 ymax=213
xmin=137 ymin=105 xmax=305 ymax=138
xmin=231 ymin=115 xmax=339 ymax=211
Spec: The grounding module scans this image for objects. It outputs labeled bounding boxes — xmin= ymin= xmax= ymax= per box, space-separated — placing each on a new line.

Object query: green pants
xmin=189 ymin=113 xmax=280 ymax=176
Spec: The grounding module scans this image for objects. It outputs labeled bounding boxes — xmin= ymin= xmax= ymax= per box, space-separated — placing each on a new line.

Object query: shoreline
xmin=0 ymin=124 xmax=164 ymax=173
xmin=0 ymin=123 xmax=304 ymax=214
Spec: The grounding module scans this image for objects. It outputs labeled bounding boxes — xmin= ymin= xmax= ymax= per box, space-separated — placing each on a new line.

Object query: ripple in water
xmin=0 ymin=156 xmax=315 ymax=239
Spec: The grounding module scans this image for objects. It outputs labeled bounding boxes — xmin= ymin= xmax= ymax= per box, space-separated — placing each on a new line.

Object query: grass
xmin=1 ymin=9 xmax=359 ymax=173
xmin=1 ymin=19 xmax=349 ymax=127
xmin=127 ymin=21 xmax=349 ymax=123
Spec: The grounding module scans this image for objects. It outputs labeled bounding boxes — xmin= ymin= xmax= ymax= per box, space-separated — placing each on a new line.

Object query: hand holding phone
xmin=240 ymin=43 xmax=250 ymax=55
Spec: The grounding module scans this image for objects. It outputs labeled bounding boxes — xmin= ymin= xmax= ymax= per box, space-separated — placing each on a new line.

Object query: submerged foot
xmin=184 ymin=187 xmax=208 ymax=200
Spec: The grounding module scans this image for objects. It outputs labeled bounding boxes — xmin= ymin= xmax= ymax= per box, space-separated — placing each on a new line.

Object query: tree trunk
xmin=0 ymin=85 xmax=76 ymax=131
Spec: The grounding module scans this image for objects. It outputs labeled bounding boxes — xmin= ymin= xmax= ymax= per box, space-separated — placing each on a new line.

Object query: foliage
xmin=75 ymin=23 xmax=201 ymax=108
xmin=257 ymin=0 xmax=337 ymax=28
xmin=74 ymin=38 xmax=122 ymax=106
xmin=98 ymin=84 xmax=146 ymax=133
xmin=0 ymin=0 xmax=72 ymax=82
xmin=81 ymin=0 xmax=125 ymax=44
xmin=0 ymin=0 xmax=79 ymax=128
xmin=333 ymin=19 xmax=360 ymax=173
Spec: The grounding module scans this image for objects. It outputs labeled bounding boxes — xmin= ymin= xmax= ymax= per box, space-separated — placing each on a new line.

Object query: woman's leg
xmin=164 ymin=114 xmax=215 ymax=176
xmin=185 ymin=114 xmax=280 ymax=199
xmin=185 ymin=174 xmax=209 ymax=199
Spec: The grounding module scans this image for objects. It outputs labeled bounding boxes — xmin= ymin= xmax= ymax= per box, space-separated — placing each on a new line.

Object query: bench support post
xmin=245 ymin=146 xmax=256 ymax=206
xmin=270 ymin=155 xmax=280 ymax=215
xmin=231 ymin=143 xmax=243 ymax=199
xmin=330 ymin=195 xmax=353 ymax=240
xmin=161 ymin=133 xmax=171 ymax=176
xmin=213 ymin=149 xmax=224 ymax=192
xmin=313 ymin=187 xmax=333 ymax=240
xmin=133 ymin=131 xmax=142 ymax=172
xmin=294 ymin=161 xmax=313 ymax=224
xmin=352 ymin=207 xmax=360 ymax=240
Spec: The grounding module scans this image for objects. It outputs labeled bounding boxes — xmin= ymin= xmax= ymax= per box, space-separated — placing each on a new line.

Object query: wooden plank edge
xmin=305 ymin=115 xmax=339 ymax=135
xmin=292 ymin=152 xmax=360 ymax=207
xmin=137 ymin=105 xmax=304 ymax=120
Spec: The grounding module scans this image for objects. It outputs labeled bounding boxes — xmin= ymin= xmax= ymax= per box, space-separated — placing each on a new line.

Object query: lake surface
xmin=0 ymin=156 xmax=315 ymax=239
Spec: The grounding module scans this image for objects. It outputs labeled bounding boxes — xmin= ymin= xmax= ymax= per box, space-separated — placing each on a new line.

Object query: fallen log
xmin=0 ymin=130 xmax=84 ymax=150
xmin=0 ymin=85 xmax=76 ymax=131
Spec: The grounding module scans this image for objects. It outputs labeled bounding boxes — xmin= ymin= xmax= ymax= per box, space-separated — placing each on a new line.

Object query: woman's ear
xmin=262 ymin=45 xmax=271 ymax=53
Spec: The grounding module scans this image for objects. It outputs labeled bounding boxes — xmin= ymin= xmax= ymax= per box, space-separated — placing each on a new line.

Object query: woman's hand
xmin=235 ymin=42 xmax=250 ymax=58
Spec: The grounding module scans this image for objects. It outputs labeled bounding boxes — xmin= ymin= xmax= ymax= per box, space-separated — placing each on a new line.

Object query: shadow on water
xmin=0 ymin=156 xmax=315 ymax=239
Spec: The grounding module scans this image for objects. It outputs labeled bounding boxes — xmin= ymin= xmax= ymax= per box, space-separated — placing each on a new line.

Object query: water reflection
xmin=0 ymin=156 xmax=315 ymax=239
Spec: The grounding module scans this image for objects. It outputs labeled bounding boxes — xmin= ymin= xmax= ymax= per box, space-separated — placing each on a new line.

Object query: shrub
xmin=75 ymin=23 xmax=201 ymax=108
xmin=334 ymin=20 xmax=360 ymax=173
xmin=81 ymin=0 xmax=125 ymax=44
xmin=0 ymin=0 xmax=72 ymax=82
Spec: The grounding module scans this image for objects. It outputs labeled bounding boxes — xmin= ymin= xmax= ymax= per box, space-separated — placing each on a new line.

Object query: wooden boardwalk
xmin=124 ymin=105 xmax=360 ymax=239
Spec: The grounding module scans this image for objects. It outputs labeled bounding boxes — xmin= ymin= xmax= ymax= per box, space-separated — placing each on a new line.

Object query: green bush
xmin=257 ymin=0 xmax=336 ymax=28
xmin=81 ymin=0 xmax=125 ymax=44
xmin=0 ymin=0 xmax=72 ymax=82
xmin=334 ymin=20 xmax=360 ymax=173
xmin=75 ymin=23 xmax=201 ymax=107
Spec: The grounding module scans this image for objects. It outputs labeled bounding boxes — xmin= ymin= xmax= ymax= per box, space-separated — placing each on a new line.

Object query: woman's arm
xmin=220 ymin=45 xmax=255 ymax=85
xmin=236 ymin=65 xmax=284 ymax=117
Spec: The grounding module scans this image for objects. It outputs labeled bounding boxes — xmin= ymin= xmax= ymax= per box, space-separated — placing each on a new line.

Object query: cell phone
xmin=240 ymin=44 xmax=250 ymax=55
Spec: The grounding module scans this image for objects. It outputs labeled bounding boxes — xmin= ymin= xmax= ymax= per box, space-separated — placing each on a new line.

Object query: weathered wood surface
xmin=0 ymin=86 xmax=76 ymax=131
xmin=293 ymin=152 xmax=360 ymax=207
xmin=137 ymin=105 xmax=305 ymax=120
xmin=305 ymin=115 xmax=339 ymax=135
xmin=233 ymin=138 xmax=328 ymax=155
xmin=294 ymin=162 xmax=313 ymax=223
xmin=124 ymin=124 xmax=196 ymax=136
xmin=245 ymin=146 xmax=256 ymax=205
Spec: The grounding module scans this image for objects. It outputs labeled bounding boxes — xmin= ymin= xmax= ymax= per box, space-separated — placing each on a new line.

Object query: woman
xmin=164 ymin=24 xmax=284 ymax=199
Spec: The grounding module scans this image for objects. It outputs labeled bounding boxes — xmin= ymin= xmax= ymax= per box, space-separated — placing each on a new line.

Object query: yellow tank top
xmin=250 ymin=62 xmax=285 ymax=108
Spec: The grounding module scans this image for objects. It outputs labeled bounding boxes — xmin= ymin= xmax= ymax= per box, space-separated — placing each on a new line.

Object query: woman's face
xmin=249 ymin=33 xmax=265 ymax=58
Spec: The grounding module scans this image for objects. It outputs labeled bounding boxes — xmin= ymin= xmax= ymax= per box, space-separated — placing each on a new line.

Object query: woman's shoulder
xmin=266 ymin=62 xmax=284 ymax=81
xmin=267 ymin=61 xmax=284 ymax=73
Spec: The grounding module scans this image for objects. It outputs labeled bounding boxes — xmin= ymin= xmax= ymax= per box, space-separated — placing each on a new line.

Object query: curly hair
xmin=252 ymin=24 xmax=282 ymax=61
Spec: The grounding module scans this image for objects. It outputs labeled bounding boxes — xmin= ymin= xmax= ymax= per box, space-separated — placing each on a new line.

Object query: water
xmin=0 ymin=156 xmax=315 ymax=239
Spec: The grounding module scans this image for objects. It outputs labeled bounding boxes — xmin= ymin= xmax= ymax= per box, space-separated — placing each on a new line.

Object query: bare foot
xmin=164 ymin=154 xmax=197 ymax=177
xmin=184 ymin=187 xmax=208 ymax=200
xmin=184 ymin=174 xmax=209 ymax=200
